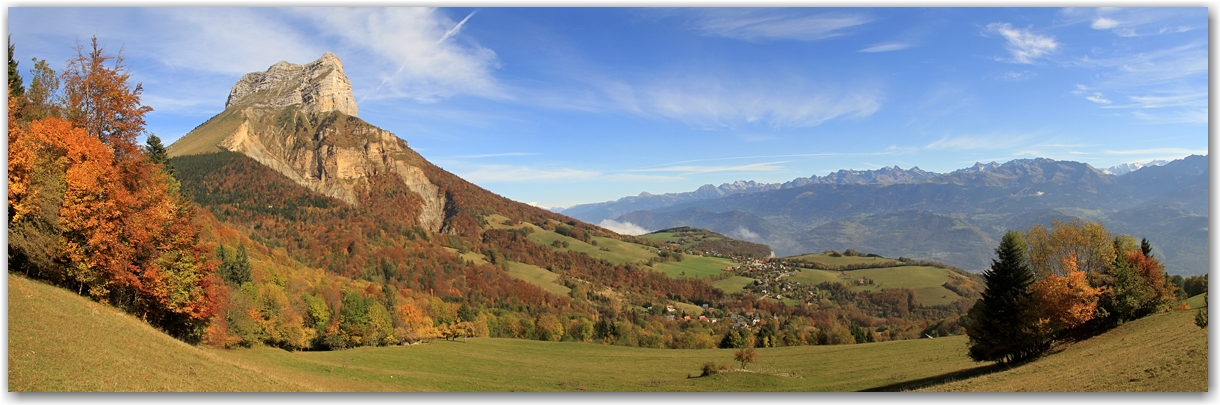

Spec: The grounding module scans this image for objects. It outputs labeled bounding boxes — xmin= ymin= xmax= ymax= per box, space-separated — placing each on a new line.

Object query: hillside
xmin=921 ymin=309 xmax=1207 ymax=392
xmin=8 ymin=275 xmax=305 ymax=392
xmin=11 ymin=272 xmax=1202 ymax=391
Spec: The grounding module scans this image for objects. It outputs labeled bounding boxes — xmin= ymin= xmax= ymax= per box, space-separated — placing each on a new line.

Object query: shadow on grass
xmin=858 ymin=363 xmax=1008 ymax=392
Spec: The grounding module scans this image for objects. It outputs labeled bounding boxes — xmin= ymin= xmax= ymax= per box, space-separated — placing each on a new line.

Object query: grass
xmin=210 ymin=334 xmax=985 ymax=392
xmin=503 ymin=261 xmax=571 ymax=296
xmin=921 ymin=309 xmax=1208 ymax=392
xmin=7 ymin=274 xmax=304 ymax=392
xmin=165 ymin=108 xmax=245 ymax=157
xmin=651 ymin=256 xmax=737 ymax=279
xmin=1184 ymin=293 xmax=1207 ymax=309
xmin=10 ymin=273 xmax=1207 ymax=391
xmin=787 ymin=253 xmax=899 ymax=267
xmin=526 ymin=227 xmax=657 ymax=266
xmin=788 ymin=266 xmax=962 ymax=307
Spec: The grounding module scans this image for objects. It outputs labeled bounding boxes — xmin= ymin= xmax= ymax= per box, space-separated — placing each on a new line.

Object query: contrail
xmin=437 ymin=9 xmax=478 ymax=46
xmin=362 ymin=9 xmax=479 ymax=104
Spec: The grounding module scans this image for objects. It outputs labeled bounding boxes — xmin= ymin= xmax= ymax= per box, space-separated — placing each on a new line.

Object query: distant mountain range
xmin=562 ymin=156 xmax=1208 ymax=275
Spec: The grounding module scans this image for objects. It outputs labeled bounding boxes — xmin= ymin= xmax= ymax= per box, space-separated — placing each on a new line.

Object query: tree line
xmin=966 ymin=219 xmax=1182 ymax=365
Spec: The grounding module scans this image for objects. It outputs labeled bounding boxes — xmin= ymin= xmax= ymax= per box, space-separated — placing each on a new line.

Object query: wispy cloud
xmin=294 ymin=7 xmax=506 ymax=103
xmin=553 ymin=74 xmax=883 ymax=129
xmin=457 ymin=165 xmax=599 ymax=183
xmin=1072 ymin=84 xmax=1111 ymax=105
xmin=859 ymin=42 xmax=912 ymax=53
xmin=629 ymin=162 xmax=787 ymax=175
xmin=925 ymin=133 xmax=1037 ymax=151
xmin=1101 ymin=148 xmax=1207 ymax=156
xmin=1071 ymin=43 xmax=1206 ymax=123
xmin=439 ymin=152 xmax=538 ymax=159
xmin=691 ymin=9 xmax=872 ymax=42
xmin=985 ymin=22 xmax=1058 ymax=64
xmin=1064 ymin=8 xmax=1203 ymax=38
xmin=456 ymin=164 xmax=681 ymax=184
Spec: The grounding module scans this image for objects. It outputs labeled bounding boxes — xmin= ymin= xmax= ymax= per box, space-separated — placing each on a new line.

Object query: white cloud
xmin=859 ymin=42 xmax=912 ymax=53
xmin=1085 ymin=94 xmax=1112 ymax=104
xmin=598 ymin=220 xmax=650 ymax=236
xmin=293 ymin=7 xmax=506 ymax=103
xmin=998 ymin=71 xmax=1035 ymax=81
xmin=1091 ymin=18 xmax=1120 ymax=30
xmin=729 ymin=227 xmax=762 ymax=242
xmin=693 ymin=9 xmax=871 ymax=42
xmin=986 ymin=22 xmax=1058 ymax=64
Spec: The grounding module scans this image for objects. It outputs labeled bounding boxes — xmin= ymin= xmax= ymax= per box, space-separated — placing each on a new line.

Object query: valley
xmin=10 ymin=274 xmax=1205 ymax=392
xmin=572 ymin=156 xmax=1209 ymax=275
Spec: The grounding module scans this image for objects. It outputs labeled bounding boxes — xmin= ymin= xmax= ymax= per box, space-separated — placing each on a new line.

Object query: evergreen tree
xmin=9 ymin=35 xmax=24 ymax=97
xmin=1141 ymin=238 xmax=1154 ymax=258
xmin=966 ymin=231 xmax=1044 ymax=364
xmin=144 ymin=133 xmax=175 ymax=177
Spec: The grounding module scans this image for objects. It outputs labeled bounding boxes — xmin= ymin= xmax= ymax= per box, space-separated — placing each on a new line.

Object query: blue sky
xmin=8 ymin=7 xmax=1209 ymax=209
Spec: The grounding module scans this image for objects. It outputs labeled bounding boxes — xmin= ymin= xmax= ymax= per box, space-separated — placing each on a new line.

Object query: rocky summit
xmin=169 ymin=52 xmax=447 ymax=232
xmin=225 ymin=51 xmax=358 ymax=117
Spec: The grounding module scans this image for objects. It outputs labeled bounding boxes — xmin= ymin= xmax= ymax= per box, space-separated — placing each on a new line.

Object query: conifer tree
xmin=144 ymin=133 xmax=175 ymax=177
xmin=966 ymin=231 xmax=1043 ymax=364
xmin=9 ymin=36 xmax=24 ymax=97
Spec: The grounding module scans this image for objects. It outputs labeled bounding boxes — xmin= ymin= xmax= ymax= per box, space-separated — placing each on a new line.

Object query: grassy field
xmin=640 ymin=231 xmax=724 ymax=249
xmin=1184 ymin=293 xmax=1207 ymax=309
xmin=503 ymin=261 xmax=571 ymax=296
xmin=8 ymin=275 xmax=304 ymax=392
xmin=712 ymin=276 xmax=757 ymax=293
xmin=787 ymin=266 xmax=962 ymax=306
xmin=9 ymin=273 xmax=1206 ymax=392
xmin=788 ymin=252 xmax=899 ymax=267
xmin=651 ymin=256 xmax=736 ymax=279
xmin=922 ymin=309 xmax=1208 ymax=392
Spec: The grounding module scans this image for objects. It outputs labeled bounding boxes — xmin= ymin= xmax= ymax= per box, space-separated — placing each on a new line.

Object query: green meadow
xmin=8 ymin=274 xmax=1205 ymax=392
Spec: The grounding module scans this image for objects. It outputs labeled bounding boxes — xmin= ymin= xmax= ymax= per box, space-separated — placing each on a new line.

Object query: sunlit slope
xmin=923 ymin=309 xmax=1207 ymax=392
xmin=7 ymin=275 xmax=305 ymax=392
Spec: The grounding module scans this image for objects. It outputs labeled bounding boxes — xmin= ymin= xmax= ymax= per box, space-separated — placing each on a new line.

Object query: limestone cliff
xmin=226 ymin=52 xmax=358 ymax=117
xmin=169 ymin=53 xmax=446 ymax=232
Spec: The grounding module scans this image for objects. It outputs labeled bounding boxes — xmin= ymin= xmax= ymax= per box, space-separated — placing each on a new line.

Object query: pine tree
xmin=9 ymin=35 xmax=24 ymax=97
xmin=966 ymin=231 xmax=1044 ymax=364
xmin=144 ymin=133 xmax=175 ymax=177
xmin=1141 ymin=238 xmax=1154 ymax=258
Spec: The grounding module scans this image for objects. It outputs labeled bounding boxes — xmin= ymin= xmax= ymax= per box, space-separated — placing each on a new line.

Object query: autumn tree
xmin=734 ymin=346 xmax=757 ymax=369
xmin=1024 ymin=219 xmax=1116 ymax=280
xmin=62 ymin=36 xmax=151 ymax=160
xmin=1027 ymin=254 xmax=1100 ymax=340
xmin=966 ymin=231 xmax=1044 ymax=364
xmin=8 ymin=37 xmax=218 ymax=342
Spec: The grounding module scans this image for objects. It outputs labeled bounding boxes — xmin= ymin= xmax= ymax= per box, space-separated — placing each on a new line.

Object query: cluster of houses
xmin=644 ymin=303 xmax=768 ymax=329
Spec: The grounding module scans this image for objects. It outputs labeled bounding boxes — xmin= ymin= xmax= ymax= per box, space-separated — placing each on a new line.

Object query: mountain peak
xmin=225 ymin=52 xmax=358 ymax=117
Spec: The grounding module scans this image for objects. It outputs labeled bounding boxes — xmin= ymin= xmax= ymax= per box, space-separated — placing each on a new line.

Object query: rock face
xmin=225 ymin=52 xmax=358 ymax=117
xmin=175 ymin=52 xmax=447 ymax=232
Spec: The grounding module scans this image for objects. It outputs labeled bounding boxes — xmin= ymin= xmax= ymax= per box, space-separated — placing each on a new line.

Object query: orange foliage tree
xmin=1028 ymin=254 xmax=1100 ymax=338
xmin=7 ymin=37 xmax=218 ymax=341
